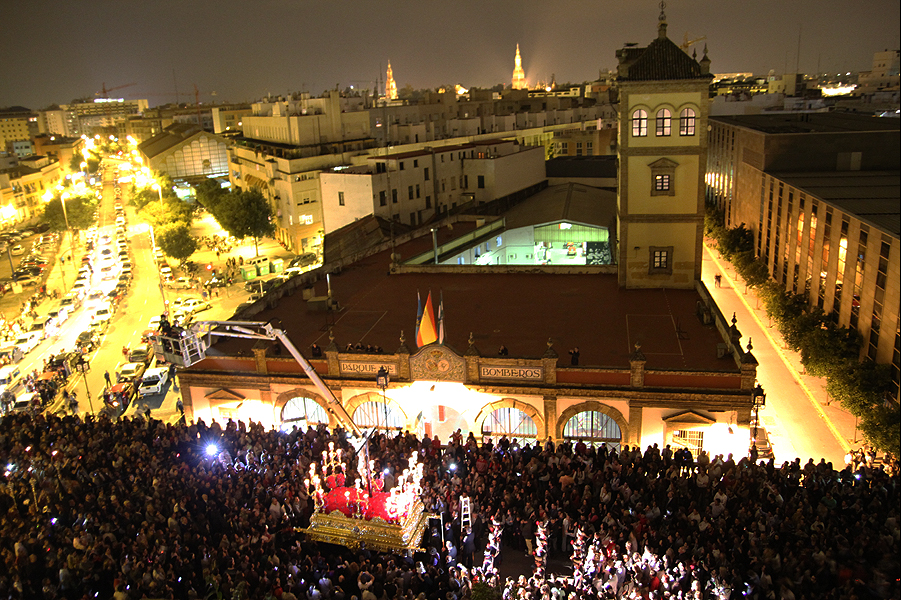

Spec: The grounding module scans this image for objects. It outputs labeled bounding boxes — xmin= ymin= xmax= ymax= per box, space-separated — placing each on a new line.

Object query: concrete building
xmin=66 ymin=98 xmax=149 ymax=136
xmin=0 ymin=156 xmax=61 ymax=222
xmin=855 ymin=50 xmax=900 ymax=96
xmin=319 ymin=140 xmax=546 ymax=231
xmin=614 ymin=12 xmax=713 ymax=289
xmin=0 ymin=106 xmax=38 ymax=154
xmin=32 ymin=135 xmax=83 ymax=174
xmin=138 ymin=124 xmax=230 ymax=183
xmin=227 ymin=91 xmax=376 ymax=256
xmin=37 ymin=107 xmax=80 ymax=138
xmin=707 ymin=113 xmax=901 ymax=398
xmin=211 ymin=105 xmax=253 ymax=134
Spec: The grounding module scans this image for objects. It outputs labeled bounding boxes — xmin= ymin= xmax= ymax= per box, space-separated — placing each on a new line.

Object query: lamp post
xmin=376 ymin=366 xmax=390 ymax=434
xmin=751 ymin=383 xmax=766 ymax=449
xmin=148 ymin=225 xmax=167 ymax=310
xmin=75 ymin=358 xmax=95 ymax=414
xmin=152 ymin=181 xmax=164 ymax=212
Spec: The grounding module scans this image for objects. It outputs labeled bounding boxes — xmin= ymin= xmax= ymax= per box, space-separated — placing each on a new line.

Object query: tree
xmin=800 ymin=324 xmax=861 ymax=378
xmin=194 ymin=178 xmax=227 ymax=213
xmin=157 ymin=223 xmax=198 ymax=264
xmin=214 ymin=188 xmax=275 ymax=256
xmin=859 ymin=403 xmax=900 ymax=459
xmin=41 ymin=194 xmax=98 ymax=232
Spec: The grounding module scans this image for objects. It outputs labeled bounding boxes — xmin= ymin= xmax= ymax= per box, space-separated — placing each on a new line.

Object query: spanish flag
xmin=416 ymin=291 xmax=438 ymax=347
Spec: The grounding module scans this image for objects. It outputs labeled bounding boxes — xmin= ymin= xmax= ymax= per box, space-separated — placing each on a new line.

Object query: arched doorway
xmin=280 ymin=394 xmax=330 ymax=432
xmin=481 ymin=406 xmax=538 ymax=444
xmin=353 ymin=400 xmax=406 ymax=431
xmin=562 ymin=410 xmax=622 ymax=451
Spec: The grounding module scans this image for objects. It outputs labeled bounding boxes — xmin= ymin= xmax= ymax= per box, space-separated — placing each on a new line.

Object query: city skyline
xmin=1 ymin=0 xmax=899 ymax=109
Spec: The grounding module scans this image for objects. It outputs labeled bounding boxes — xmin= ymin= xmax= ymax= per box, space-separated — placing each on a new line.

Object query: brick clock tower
xmin=615 ymin=7 xmax=713 ymax=288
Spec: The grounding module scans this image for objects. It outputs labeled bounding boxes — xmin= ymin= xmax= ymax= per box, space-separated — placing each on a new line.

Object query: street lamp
xmin=751 ymin=383 xmax=766 ymax=449
xmin=376 ymin=366 xmax=390 ymax=434
xmin=75 ymin=358 xmax=95 ymax=414
xmin=151 ymin=181 xmax=164 ymax=212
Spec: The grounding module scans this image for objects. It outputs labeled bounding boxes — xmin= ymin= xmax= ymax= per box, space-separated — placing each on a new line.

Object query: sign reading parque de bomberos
xmin=479 ymin=365 xmax=544 ymax=380
xmin=340 ymin=362 xmax=398 ymax=376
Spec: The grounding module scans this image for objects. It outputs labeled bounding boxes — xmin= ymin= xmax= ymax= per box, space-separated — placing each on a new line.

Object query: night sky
xmin=2 ymin=0 xmax=898 ymax=109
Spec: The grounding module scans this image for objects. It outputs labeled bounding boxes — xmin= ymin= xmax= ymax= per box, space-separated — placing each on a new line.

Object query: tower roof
xmin=616 ymin=14 xmax=713 ymax=82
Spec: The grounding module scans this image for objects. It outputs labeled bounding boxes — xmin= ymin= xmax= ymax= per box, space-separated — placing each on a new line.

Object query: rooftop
xmin=711 ymin=113 xmax=901 ymax=134
xmin=211 ymin=230 xmax=735 ymax=373
xmin=774 ymin=170 xmax=901 ymax=237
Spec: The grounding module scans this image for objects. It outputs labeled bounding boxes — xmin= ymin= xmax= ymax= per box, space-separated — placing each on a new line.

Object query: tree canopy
xmin=157 ymin=222 xmax=199 ymax=264
xmin=41 ymin=194 xmax=98 ymax=232
xmin=212 ymin=188 xmax=275 ymax=256
xmin=194 ymin=178 xmax=227 ymax=213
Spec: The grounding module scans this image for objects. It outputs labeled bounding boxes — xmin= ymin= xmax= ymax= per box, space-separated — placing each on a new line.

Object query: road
xmin=702 ymin=244 xmax=851 ymax=466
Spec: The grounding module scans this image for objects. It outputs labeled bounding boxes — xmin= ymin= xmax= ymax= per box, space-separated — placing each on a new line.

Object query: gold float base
xmin=300 ymin=499 xmax=433 ymax=553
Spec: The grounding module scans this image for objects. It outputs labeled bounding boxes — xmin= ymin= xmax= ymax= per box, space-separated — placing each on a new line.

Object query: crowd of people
xmin=0 ymin=412 xmax=897 ymax=600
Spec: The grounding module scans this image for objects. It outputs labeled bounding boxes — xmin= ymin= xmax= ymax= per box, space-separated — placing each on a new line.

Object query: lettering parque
xmin=340 ymin=362 xmax=397 ymax=375
xmin=479 ymin=366 xmax=543 ymax=379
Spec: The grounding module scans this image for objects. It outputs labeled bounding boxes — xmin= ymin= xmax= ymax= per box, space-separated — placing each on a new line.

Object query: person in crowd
xmin=0 ymin=411 xmax=896 ymax=600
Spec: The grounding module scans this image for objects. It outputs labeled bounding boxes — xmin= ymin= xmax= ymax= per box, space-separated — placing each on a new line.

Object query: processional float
xmin=151 ymin=319 xmax=431 ymax=552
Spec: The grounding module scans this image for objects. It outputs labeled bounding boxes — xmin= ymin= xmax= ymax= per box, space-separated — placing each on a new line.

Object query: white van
xmin=246 ymin=255 xmax=270 ymax=273
xmin=0 ymin=365 xmax=23 ymax=395
xmin=138 ymin=367 xmax=169 ymax=397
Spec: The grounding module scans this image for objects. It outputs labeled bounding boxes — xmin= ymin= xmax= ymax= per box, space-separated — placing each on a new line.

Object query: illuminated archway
xmin=274 ymin=388 xmax=336 ymax=431
xmin=474 ymin=399 xmax=545 ymax=442
xmin=344 ymin=391 xmax=411 ymax=431
xmin=556 ymin=401 xmax=629 ymax=444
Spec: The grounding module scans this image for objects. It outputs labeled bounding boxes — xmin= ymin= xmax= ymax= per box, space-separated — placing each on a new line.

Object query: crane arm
xmin=151 ymin=320 xmax=362 ymax=435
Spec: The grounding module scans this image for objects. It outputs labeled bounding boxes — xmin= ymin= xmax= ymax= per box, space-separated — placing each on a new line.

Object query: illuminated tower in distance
xmin=512 ymin=44 xmax=526 ymax=90
xmin=386 ymin=61 xmax=398 ymax=100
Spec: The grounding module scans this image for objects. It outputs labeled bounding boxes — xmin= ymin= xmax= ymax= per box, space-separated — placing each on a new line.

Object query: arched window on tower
xmin=631 ymin=109 xmax=648 ymax=137
xmin=680 ymin=108 xmax=696 ymax=136
xmin=656 ymin=109 xmax=672 ymax=136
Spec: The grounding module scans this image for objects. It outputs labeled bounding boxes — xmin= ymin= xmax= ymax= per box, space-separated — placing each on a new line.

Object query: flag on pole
xmin=416 ymin=291 xmax=438 ymax=346
xmin=437 ymin=290 xmax=445 ymax=344
xmin=415 ymin=290 xmax=423 ymax=342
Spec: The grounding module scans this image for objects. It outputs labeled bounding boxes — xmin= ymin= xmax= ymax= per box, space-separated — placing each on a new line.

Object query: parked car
xmin=116 ymin=362 xmax=146 ymax=384
xmin=14 ymin=274 xmax=39 ymax=287
xmin=138 ymin=367 xmax=169 ymax=397
xmin=289 ymin=253 xmax=319 ymax=268
xmin=244 ymin=279 xmax=278 ymax=293
xmin=94 ymin=303 xmax=113 ymax=328
xmin=76 ymin=330 xmax=99 ymax=353
xmin=14 ymin=332 xmax=41 ymax=354
xmin=181 ymin=298 xmax=211 ymax=313
xmin=10 ymin=245 xmax=25 ymax=256
xmin=128 ymin=345 xmax=154 ymax=366
xmin=170 ymin=277 xmax=193 ymax=290
xmin=204 ymin=275 xmax=229 ymax=289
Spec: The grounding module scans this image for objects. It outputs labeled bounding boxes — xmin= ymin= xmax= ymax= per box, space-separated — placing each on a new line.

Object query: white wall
xmin=320 ymin=172 xmax=375 ymax=232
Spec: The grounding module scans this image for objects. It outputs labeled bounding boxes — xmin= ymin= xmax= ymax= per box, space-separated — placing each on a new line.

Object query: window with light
xmin=680 ymin=108 xmax=696 ymax=136
xmin=632 ymin=109 xmax=648 ymax=137
xmin=656 ymin=109 xmax=672 ymax=136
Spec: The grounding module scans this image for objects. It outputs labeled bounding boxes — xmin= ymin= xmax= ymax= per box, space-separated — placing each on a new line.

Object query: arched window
xmin=562 ymin=410 xmax=622 ymax=450
xmin=656 ymin=109 xmax=672 ymax=136
xmin=280 ymin=395 xmax=329 ymax=431
xmin=679 ymin=108 xmax=696 ymax=136
xmin=353 ymin=400 xmax=405 ymax=430
xmin=631 ymin=109 xmax=648 ymax=137
xmin=481 ymin=407 xmax=537 ymax=443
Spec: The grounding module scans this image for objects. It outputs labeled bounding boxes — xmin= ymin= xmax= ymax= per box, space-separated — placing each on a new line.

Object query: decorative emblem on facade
xmin=409 ymin=345 xmax=465 ymax=382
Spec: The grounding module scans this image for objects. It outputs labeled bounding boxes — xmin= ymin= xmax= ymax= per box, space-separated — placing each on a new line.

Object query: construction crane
xmin=95 ymin=82 xmax=137 ymax=98
xmin=680 ymin=33 xmax=706 ymax=51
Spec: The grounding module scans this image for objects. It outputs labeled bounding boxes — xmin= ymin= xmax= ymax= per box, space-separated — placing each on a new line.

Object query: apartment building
xmin=319 ymin=140 xmax=545 ymax=232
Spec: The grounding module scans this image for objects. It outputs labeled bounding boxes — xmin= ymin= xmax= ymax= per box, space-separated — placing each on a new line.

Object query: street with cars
xmin=0 ymin=155 xmax=308 ymax=422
